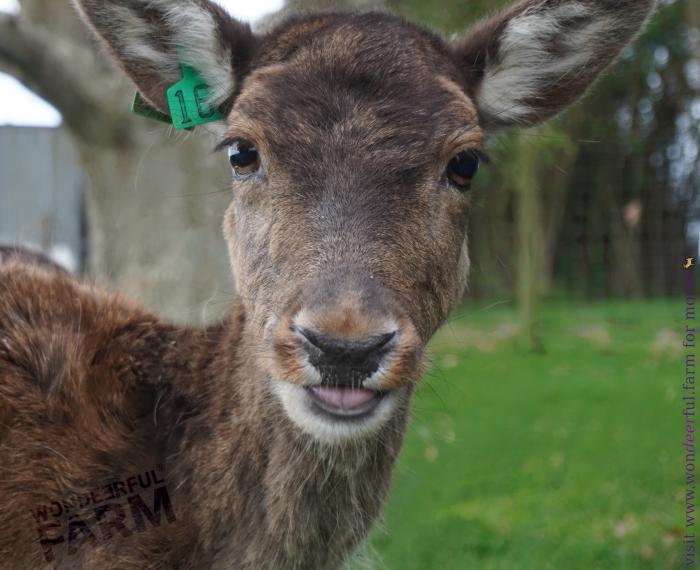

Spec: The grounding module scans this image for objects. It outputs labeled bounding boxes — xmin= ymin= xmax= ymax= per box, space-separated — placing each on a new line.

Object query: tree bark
xmin=1 ymin=1 xmax=233 ymax=323
xmin=515 ymin=132 xmax=545 ymax=353
xmin=74 ymin=128 xmax=234 ymax=322
xmin=0 ymin=13 xmax=122 ymax=145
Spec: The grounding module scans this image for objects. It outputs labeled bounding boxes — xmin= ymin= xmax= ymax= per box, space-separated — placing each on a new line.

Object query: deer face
xmin=222 ymin=18 xmax=482 ymax=442
xmin=76 ymin=0 xmax=656 ymax=443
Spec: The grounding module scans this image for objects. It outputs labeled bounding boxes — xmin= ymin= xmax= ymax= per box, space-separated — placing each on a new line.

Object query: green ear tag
xmin=131 ymin=92 xmax=172 ymax=125
xmin=166 ymin=65 xmax=224 ymax=130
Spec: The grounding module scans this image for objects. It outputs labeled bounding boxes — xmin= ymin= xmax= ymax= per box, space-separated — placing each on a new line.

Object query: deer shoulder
xmin=0 ymin=259 xmax=242 ymax=567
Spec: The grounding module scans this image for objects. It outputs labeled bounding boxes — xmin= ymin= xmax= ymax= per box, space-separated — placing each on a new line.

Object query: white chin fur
xmin=271 ymin=381 xmax=402 ymax=445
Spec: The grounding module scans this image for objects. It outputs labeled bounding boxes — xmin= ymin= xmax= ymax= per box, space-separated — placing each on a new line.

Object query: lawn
xmin=349 ymin=299 xmax=681 ymax=570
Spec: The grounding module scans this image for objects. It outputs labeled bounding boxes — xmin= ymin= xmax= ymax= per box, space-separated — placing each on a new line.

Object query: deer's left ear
xmin=74 ymin=0 xmax=257 ymax=115
xmin=452 ymin=0 xmax=658 ymax=129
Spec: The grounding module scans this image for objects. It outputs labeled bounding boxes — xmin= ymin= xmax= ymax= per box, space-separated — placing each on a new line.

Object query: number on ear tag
xmin=166 ymin=65 xmax=224 ymax=130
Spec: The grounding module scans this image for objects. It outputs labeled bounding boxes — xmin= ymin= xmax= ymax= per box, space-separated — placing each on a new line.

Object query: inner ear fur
xmin=452 ymin=0 xmax=658 ymax=128
xmin=74 ymin=0 xmax=257 ymax=114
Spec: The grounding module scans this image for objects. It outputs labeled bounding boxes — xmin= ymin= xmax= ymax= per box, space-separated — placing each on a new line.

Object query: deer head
xmin=75 ymin=0 xmax=656 ymax=444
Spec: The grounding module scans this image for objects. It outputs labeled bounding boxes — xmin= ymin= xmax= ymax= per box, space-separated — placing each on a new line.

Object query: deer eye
xmin=228 ymin=140 xmax=260 ymax=176
xmin=446 ymin=150 xmax=480 ymax=191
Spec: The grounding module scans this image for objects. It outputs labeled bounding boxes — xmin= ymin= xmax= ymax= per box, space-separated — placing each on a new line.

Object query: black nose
xmin=295 ymin=327 xmax=396 ymax=382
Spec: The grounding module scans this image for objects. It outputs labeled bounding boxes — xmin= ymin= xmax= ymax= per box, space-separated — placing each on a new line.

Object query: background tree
xmin=0 ymin=0 xmax=233 ymax=323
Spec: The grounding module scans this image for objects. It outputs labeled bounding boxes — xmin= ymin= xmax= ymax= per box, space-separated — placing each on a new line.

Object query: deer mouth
xmin=269 ymin=313 xmax=422 ymax=441
xmin=272 ymin=379 xmax=405 ymax=443
xmin=306 ymin=386 xmax=385 ymax=419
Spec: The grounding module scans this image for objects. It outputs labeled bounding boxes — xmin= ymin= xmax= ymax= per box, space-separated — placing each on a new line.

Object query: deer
xmin=0 ymin=0 xmax=656 ymax=568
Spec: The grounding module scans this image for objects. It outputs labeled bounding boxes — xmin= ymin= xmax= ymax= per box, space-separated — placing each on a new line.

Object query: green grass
xmin=350 ymin=299 xmax=681 ymax=570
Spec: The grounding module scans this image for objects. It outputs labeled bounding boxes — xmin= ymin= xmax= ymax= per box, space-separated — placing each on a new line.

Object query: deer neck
xmin=164 ymin=301 xmax=412 ymax=569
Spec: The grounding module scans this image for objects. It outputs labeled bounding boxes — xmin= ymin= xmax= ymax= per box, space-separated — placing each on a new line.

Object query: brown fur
xmin=1 ymin=1 xmax=657 ymax=568
xmin=0 ymin=261 xmax=407 ymax=569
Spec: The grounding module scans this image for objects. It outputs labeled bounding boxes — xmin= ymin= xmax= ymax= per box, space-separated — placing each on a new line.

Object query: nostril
xmin=296 ymin=327 xmax=395 ymax=356
xmin=294 ymin=327 xmax=396 ymax=371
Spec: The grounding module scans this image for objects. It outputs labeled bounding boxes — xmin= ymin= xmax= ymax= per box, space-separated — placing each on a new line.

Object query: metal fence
xmin=0 ymin=126 xmax=85 ymax=273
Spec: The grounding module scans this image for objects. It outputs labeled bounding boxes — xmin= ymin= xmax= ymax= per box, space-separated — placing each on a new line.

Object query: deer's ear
xmin=452 ymin=0 xmax=657 ymax=129
xmin=74 ymin=0 xmax=257 ymax=114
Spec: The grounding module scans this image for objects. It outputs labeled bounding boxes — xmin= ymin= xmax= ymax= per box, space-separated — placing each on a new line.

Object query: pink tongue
xmin=313 ymin=387 xmax=377 ymax=410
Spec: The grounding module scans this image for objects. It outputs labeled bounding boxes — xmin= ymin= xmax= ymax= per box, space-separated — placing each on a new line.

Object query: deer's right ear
xmin=73 ymin=0 xmax=257 ymax=114
xmin=452 ymin=0 xmax=657 ymax=129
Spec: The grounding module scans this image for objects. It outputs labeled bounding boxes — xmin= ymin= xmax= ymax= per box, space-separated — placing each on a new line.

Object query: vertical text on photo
xmin=684 ymin=264 xmax=696 ymax=566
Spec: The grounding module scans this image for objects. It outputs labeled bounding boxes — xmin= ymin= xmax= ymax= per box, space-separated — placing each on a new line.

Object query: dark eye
xmin=228 ymin=140 xmax=260 ymax=176
xmin=446 ymin=150 xmax=480 ymax=191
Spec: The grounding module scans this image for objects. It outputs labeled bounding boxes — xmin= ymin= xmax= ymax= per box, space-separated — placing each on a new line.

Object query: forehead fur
xmin=256 ymin=12 xmax=454 ymax=73
xmin=229 ymin=12 xmax=481 ymax=168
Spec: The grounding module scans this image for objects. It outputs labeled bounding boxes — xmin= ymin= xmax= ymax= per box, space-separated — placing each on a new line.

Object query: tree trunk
xmin=515 ymin=132 xmax=545 ymax=353
xmin=75 ymin=128 xmax=233 ymax=322
xmin=1 ymin=1 xmax=233 ymax=323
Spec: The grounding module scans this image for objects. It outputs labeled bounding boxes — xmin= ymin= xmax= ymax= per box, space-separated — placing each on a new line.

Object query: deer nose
xmin=294 ymin=327 xmax=396 ymax=380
